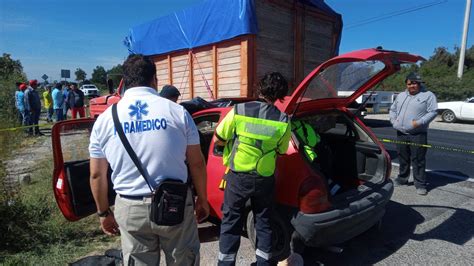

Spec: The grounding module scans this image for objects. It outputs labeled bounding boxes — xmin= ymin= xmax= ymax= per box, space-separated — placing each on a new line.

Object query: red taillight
xmin=298 ymin=177 xmax=331 ymax=214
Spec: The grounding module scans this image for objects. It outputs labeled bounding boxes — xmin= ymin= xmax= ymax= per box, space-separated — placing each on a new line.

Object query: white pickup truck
xmin=438 ymin=97 xmax=474 ymax=123
xmin=79 ymin=84 xmax=99 ymax=98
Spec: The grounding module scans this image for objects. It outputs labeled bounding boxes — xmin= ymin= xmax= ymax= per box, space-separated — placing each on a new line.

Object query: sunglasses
xmin=406 ymin=81 xmax=419 ymax=85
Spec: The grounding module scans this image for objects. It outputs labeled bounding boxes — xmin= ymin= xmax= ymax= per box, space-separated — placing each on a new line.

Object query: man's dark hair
xmin=258 ymin=72 xmax=288 ymax=102
xmin=123 ymin=54 xmax=156 ymax=88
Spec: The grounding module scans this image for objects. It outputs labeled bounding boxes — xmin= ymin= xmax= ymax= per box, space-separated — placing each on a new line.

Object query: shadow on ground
xmin=303 ymin=198 xmax=474 ymax=265
xmin=302 ymin=200 xmax=421 ymax=265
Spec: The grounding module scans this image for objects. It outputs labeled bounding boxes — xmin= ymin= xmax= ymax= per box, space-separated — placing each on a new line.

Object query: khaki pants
xmin=114 ymin=189 xmax=200 ymax=266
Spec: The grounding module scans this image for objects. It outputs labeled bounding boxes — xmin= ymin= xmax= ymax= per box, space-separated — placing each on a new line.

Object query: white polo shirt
xmin=89 ymin=86 xmax=200 ymax=196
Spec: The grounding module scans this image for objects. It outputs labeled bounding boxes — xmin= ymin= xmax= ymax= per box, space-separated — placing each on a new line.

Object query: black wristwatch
xmin=97 ymin=208 xmax=111 ymax=218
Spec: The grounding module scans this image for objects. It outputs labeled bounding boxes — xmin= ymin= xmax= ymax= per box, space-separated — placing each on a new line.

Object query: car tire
xmin=441 ymin=110 xmax=456 ymax=123
xmin=246 ymin=210 xmax=291 ymax=262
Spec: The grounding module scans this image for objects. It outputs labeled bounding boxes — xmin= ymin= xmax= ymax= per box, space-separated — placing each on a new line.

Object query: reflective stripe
xmin=236 ymin=104 xmax=246 ymax=116
xmin=218 ymin=252 xmax=236 ymax=262
xmin=228 ymin=138 xmax=239 ymax=170
xmin=245 ymin=122 xmax=277 ymax=137
xmin=256 ymin=249 xmax=272 ymax=260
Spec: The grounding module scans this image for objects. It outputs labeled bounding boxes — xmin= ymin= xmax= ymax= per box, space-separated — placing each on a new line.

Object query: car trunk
xmin=292 ymin=109 xmax=387 ymax=204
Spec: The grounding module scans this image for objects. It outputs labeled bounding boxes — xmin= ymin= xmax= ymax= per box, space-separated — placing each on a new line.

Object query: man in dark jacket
xmin=24 ymin=79 xmax=43 ymax=136
xmin=67 ymin=83 xmax=85 ymax=119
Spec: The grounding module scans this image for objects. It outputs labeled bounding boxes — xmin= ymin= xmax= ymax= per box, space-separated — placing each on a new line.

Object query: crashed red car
xmin=52 ymin=48 xmax=423 ymax=260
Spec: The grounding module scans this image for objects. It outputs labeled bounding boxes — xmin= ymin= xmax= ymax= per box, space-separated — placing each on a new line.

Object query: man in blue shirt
xmin=52 ymin=83 xmax=64 ymax=121
xmin=389 ymin=72 xmax=438 ymax=195
xmin=15 ymin=83 xmax=26 ymax=125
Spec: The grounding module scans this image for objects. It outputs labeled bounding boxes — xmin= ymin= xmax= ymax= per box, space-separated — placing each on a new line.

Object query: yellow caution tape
xmin=380 ymin=138 xmax=474 ymax=155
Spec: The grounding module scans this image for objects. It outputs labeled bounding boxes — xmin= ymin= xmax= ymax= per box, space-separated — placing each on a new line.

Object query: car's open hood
xmin=280 ymin=48 xmax=424 ymax=115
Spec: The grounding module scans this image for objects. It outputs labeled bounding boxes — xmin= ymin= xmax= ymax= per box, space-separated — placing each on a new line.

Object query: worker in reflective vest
xmin=292 ymin=120 xmax=320 ymax=162
xmin=215 ymin=72 xmax=291 ymax=266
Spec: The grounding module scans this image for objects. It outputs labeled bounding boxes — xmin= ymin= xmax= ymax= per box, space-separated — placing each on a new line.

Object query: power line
xmin=345 ymin=0 xmax=448 ymax=30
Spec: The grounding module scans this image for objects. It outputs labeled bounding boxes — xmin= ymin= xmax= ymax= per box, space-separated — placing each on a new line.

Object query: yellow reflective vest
xmin=291 ymin=120 xmax=320 ymax=161
xmin=215 ymin=101 xmax=291 ymax=177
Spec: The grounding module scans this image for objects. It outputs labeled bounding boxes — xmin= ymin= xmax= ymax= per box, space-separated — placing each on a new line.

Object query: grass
xmin=0 ymin=144 xmax=119 ymax=265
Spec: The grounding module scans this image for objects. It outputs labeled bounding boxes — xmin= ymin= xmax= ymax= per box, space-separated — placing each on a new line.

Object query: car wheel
xmin=441 ymin=110 xmax=456 ymax=123
xmin=246 ymin=210 xmax=291 ymax=262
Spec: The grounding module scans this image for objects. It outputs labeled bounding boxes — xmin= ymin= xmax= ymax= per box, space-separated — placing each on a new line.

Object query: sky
xmin=0 ymin=0 xmax=472 ymax=82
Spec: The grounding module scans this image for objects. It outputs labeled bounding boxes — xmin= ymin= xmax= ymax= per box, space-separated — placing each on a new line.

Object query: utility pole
xmin=458 ymin=0 xmax=472 ymax=79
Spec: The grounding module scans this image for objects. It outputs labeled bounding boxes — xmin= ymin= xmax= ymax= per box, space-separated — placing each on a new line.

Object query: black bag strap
xmin=112 ymin=104 xmax=154 ymax=193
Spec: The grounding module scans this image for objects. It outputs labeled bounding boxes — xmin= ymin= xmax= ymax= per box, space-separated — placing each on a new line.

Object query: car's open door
xmin=51 ymin=119 xmax=115 ymax=221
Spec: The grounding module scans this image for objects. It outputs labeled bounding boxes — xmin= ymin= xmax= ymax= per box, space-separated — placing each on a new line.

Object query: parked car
xmin=79 ymin=84 xmax=100 ymax=98
xmin=51 ymin=48 xmax=423 ymax=260
xmin=438 ymin=97 xmax=474 ymax=123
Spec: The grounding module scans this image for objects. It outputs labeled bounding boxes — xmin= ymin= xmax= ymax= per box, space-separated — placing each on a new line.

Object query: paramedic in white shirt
xmin=89 ymin=54 xmax=209 ymax=265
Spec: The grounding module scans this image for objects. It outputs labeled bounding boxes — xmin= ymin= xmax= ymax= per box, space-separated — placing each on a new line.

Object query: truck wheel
xmin=441 ymin=110 xmax=456 ymax=123
xmin=246 ymin=210 xmax=291 ymax=262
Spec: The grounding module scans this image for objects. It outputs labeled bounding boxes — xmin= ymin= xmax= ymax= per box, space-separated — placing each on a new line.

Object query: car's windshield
xmin=299 ymin=60 xmax=386 ymax=102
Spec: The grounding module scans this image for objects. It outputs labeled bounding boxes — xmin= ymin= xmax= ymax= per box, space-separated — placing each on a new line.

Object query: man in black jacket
xmin=24 ymin=79 xmax=43 ymax=136
xmin=67 ymin=83 xmax=85 ymax=119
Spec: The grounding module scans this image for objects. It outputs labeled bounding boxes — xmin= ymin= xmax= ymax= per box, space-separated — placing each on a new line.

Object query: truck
xmin=89 ymin=0 xmax=342 ymax=118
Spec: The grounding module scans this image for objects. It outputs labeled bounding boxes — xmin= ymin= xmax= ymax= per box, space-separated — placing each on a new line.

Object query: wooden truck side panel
xmin=149 ymin=0 xmax=341 ymax=102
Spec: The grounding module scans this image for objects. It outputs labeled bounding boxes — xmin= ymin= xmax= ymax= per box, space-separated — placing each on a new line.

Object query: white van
xmin=79 ymin=84 xmax=99 ymax=98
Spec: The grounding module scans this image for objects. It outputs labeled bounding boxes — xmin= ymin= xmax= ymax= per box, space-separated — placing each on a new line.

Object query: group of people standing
xmin=15 ymin=79 xmax=44 ymax=136
xmin=14 ymin=80 xmax=86 ymax=136
xmin=50 ymin=82 xmax=86 ymax=121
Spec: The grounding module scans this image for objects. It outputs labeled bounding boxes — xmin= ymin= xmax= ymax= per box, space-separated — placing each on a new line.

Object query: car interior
xmin=193 ymin=109 xmax=387 ymax=204
xmin=292 ymin=110 xmax=387 ymax=201
xmin=194 ymin=114 xmax=221 ymax=162
xmin=64 ymin=160 xmax=115 ymax=217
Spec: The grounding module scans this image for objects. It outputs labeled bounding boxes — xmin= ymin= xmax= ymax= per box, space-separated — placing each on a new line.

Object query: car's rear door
xmin=279 ymin=48 xmax=424 ymax=114
xmin=192 ymin=108 xmax=230 ymax=219
xmin=52 ymin=119 xmax=115 ymax=221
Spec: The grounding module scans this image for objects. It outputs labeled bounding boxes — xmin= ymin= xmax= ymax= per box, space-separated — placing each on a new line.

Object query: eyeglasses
xmin=406 ymin=82 xmax=419 ymax=85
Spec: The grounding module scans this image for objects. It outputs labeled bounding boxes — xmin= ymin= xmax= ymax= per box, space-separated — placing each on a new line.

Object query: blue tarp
xmin=124 ymin=0 xmax=341 ymax=56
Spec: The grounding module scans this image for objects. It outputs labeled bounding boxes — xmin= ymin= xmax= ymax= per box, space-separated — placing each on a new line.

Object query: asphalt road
xmin=365 ymin=117 xmax=474 ymax=181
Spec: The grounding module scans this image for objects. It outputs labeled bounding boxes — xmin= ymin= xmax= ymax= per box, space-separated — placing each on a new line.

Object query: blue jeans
xmin=30 ymin=109 xmax=41 ymax=134
xmin=55 ymin=108 xmax=64 ymax=121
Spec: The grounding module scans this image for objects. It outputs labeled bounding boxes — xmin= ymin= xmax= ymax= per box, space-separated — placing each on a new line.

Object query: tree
xmin=106 ymin=64 xmax=123 ymax=90
xmin=91 ymin=66 xmax=107 ymax=86
xmin=75 ymin=68 xmax=86 ymax=82
xmin=0 ymin=53 xmax=24 ymax=78
xmin=380 ymin=46 xmax=474 ymax=101
xmin=0 ymin=53 xmax=27 ymax=125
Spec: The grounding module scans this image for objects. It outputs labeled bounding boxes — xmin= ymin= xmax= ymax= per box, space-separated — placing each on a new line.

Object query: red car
xmin=52 ymin=48 xmax=423 ymax=260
